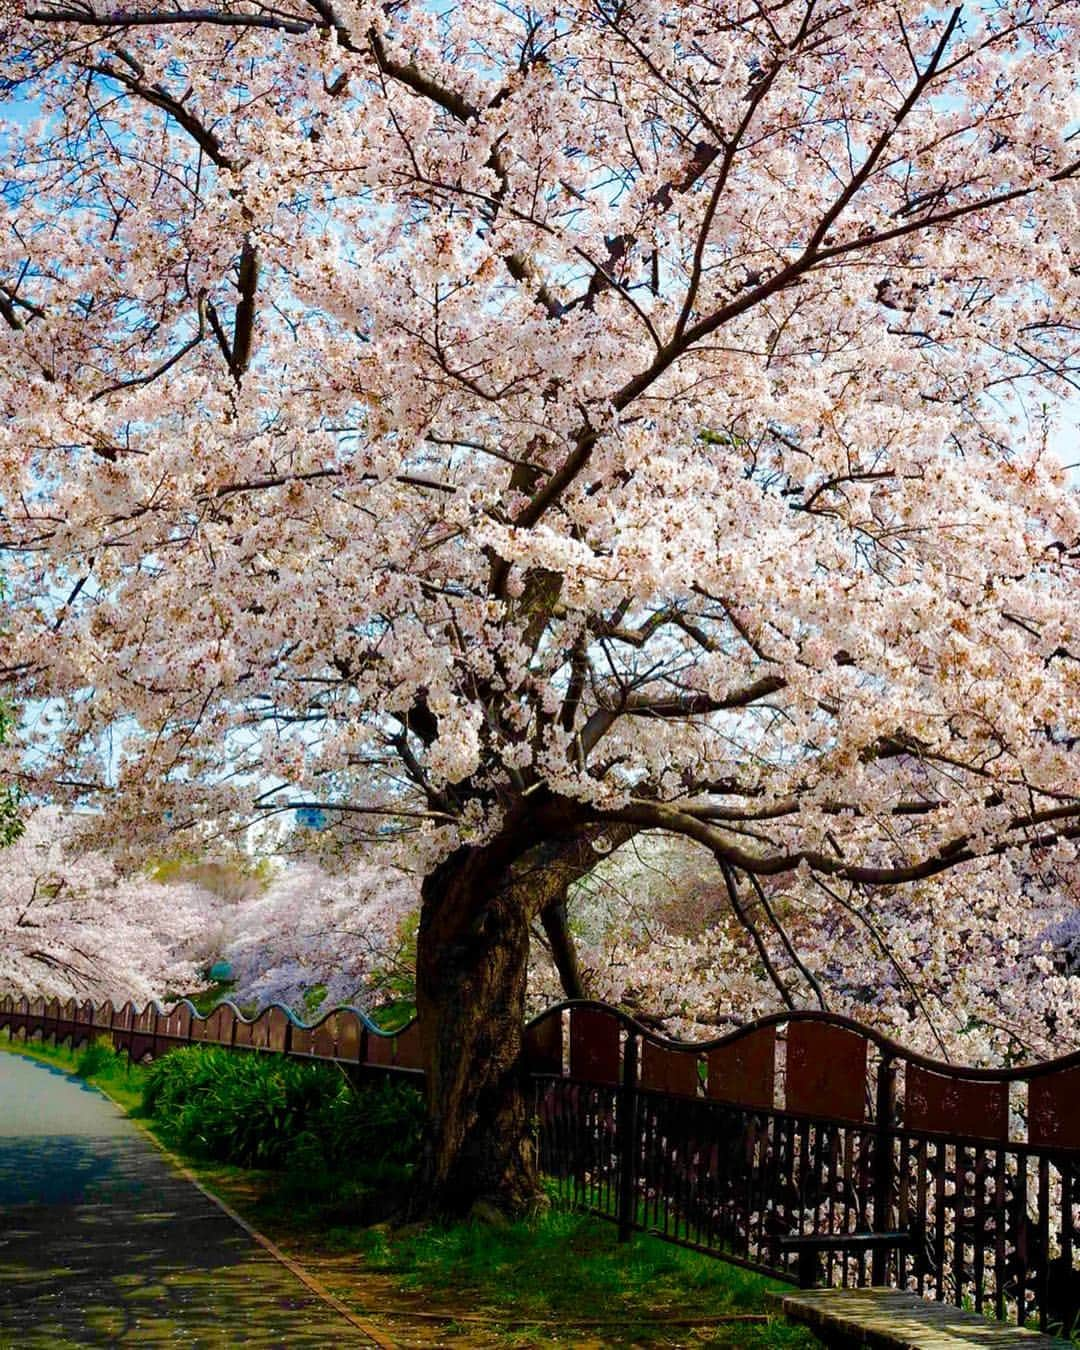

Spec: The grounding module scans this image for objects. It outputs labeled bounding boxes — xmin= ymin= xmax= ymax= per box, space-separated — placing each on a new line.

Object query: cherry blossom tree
xmin=2 ymin=0 xmax=1079 ymax=1212
xmin=223 ymin=857 xmax=419 ymax=1012
xmin=0 ymin=696 xmax=20 ymax=848
xmin=535 ymin=833 xmax=1080 ymax=1066
xmin=0 ymin=579 xmax=21 ymax=847
xmin=0 ymin=808 xmax=209 ymax=1001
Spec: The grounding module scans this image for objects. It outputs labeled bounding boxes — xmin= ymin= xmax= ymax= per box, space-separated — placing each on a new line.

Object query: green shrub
xmin=142 ymin=1046 xmax=424 ymax=1172
xmin=75 ymin=1035 xmax=123 ymax=1079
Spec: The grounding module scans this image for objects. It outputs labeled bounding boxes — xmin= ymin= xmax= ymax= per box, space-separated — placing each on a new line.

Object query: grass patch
xmin=342 ymin=1204 xmax=818 ymax=1346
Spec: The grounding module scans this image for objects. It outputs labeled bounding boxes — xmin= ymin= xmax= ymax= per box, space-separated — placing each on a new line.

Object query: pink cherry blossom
xmin=0 ymin=809 xmax=209 ymax=1002
xmin=3 ymin=0 xmax=1078 ymax=1209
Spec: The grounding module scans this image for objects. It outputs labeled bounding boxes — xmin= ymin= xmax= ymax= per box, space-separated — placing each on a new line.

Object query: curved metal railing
xmin=2 ymin=992 xmax=1079 ymax=1142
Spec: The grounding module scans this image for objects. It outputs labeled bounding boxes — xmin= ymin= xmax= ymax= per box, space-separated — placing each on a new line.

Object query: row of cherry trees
xmin=2 ymin=0 xmax=1078 ymax=1209
xmin=0 ymin=809 xmax=207 ymax=1001
xmin=3 ymin=807 xmax=1077 ymax=1082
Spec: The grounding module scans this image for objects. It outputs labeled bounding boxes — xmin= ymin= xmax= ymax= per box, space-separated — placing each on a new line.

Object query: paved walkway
xmin=0 ymin=1051 xmax=382 ymax=1348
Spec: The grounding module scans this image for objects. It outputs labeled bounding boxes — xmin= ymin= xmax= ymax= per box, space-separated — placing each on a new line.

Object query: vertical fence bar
xmin=617 ymin=1030 xmax=639 ymax=1243
xmin=1036 ymin=1155 xmax=1050 ymax=1333
xmin=953 ymin=1143 xmax=967 ymax=1312
xmin=972 ymin=1146 xmax=986 ymax=1314
xmin=872 ymin=1053 xmax=895 ymax=1284
xmin=993 ymin=1145 xmax=1006 ymax=1321
xmin=1015 ymin=1151 xmax=1029 ymax=1326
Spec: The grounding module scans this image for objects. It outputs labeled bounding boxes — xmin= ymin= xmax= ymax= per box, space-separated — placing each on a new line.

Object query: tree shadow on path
xmin=0 ymin=1054 xmax=379 ymax=1348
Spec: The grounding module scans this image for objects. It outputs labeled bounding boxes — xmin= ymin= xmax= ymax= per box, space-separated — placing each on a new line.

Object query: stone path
xmin=0 ymin=1051 xmax=385 ymax=1348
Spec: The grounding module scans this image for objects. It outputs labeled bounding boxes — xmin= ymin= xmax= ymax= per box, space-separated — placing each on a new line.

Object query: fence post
xmin=872 ymin=1052 xmax=896 ymax=1285
xmin=617 ymin=1029 xmax=640 ymax=1243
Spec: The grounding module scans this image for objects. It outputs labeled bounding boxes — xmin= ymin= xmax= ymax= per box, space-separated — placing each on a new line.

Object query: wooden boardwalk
xmin=773 ymin=1288 xmax=1074 ymax=1349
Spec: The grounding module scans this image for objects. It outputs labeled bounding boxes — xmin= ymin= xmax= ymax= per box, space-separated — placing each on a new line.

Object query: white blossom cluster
xmin=222 ymin=858 xmax=418 ymax=1012
xmin=0 ymin=810 xmax=208 ymax=1002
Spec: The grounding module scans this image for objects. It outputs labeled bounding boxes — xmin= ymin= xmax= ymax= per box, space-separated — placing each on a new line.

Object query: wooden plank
xmin=772 ymin=1288 xmax=1073 ymax=1348
xmin=1028 ymin=1064 xmax=1080 ymax=1148
xmin=568 ymin=1007 xmax=620 ymax=1085
xmin=707 ymin=1025 xmax=775 ymax=1108
xmin=906 ymin=1064 xmax=1009 ymax=1142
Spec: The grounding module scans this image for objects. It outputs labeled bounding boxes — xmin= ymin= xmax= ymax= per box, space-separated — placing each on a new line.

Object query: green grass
xmin=340 ymin=1204 xmax=818 ymax=1346
xmin=0 ymin=1030 xmax=819 ymax=1346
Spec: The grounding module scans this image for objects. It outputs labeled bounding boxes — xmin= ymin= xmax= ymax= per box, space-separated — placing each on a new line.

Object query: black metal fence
xmin=2 ymin=993 xmax=1078 ymax=1336
xmin=529 ymin=1003 xmax=1080 ymax=1338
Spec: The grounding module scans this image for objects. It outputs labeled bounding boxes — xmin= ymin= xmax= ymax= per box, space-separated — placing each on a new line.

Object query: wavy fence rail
xmin=0 ymin=993 xmax=423 ymax=1073
xmin=2 ymin=993 xmax=1078 ymax=1336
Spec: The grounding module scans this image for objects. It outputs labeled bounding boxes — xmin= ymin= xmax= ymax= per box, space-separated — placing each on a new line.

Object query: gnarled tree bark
xmin=413 ymin=812 xmax=633 ymax=1215
xmin=415 ymin=838 xmax=540 ymax=1217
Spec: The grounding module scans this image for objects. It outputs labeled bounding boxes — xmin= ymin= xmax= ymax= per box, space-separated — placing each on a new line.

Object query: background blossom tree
xmin=0 ymin=808 xmax=208 ymax=1001
xmin=0 ymin=579 xmax=21 ymax=847
xmin=223 ymin=858 xmax=419 ymax=1013
xmin=533 ymin=833 xmax=1080 ymax=1066
xmin=1 ymin=0 xmax=1079 ymax=1212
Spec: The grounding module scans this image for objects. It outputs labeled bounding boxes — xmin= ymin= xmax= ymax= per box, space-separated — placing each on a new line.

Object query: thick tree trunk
xmin=412 ymin=812 xmax=635 ymax=1216
xmin=414 ymin=840 xmax=540 ymax=1217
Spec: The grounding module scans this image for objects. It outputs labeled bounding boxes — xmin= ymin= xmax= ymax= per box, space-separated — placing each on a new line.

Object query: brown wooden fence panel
xmin=336 ymin=1011 xmax=362 ymax=1062
xmin=365 ymin=1030 xmax=394 ymax=1066
xmin=1028 ymin=1063 xmax=1080 ymax=1149
xmin=242 ymin=1009 xmax=265 ymax=1051
xmin=312 ymin=1016 xmax=336 ymax=1059
xmin=206 ymin=1004 xmax=235 ymax=1046
xmin=525 ymin=1009 xmax=563 ymax=1076
xmin=165 ymin=1002 xmax=191 ymax=1045
xmin=569 ymin=1006 xmax=620 ymax=1085
xmin=706 ymin=1025 xmax=775 ymax=1109
xmin=395 ymin=1022 xmax=423 ymax=1069
xmin=290 ymin=1024 xmax=315 ymax=1056
xmin=640 ymin=1040 xmax=699 ymax=1097
xmin=266 ymin=1007 xmax=290 ymax=1053
xmin=905 ymin=1063 xmax=1009 ymax=1141
xmin=248 ymin=1009 xmax=270 ymax=1051
xmin=57 ymin=998 xmax=75 ymax=1044
xmin=786 ymin=1021 xmax=867 ymax=1123
xmin=130 ymin=1004 xmax=154 ymax=1061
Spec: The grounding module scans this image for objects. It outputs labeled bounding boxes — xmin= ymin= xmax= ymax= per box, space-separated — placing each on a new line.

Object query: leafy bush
xmin=75 ymin=1035 xmax=124 ymax=1079
xmin=142 ymin=1046 xmax=424 ymax=1172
